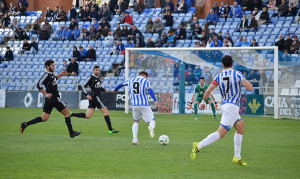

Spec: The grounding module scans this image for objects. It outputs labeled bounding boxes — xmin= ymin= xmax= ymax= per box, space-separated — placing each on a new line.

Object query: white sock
xmin=198 ymin=131 xmax=220 ymax=149
xmin=234 ymin=133 xmax=243 ymax=159
xmin=132 ymin=123 xmax=139 ymax=142
xmin=149 ymin=120 xmax=155 ymax=129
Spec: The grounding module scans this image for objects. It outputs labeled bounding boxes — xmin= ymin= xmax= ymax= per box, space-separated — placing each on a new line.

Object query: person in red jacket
xmin=124 ymin=12 xmax=133 ymax=25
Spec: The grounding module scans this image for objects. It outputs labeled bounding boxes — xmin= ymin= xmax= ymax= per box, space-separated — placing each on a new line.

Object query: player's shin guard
xmin=104 ymin=115 xmax=113 ymax=130
xmin=71 ymin=113 xmax=86 ymax=118
xmin=211 ymin=103 xmax=216 ymax=116
xmin=149 ymin=120 xmax=155 ymax=129
xmin=65 ymin=117 xmax=74 ymax=135
xmin=26 ymin=116 xmax=43 ymax=126
xmin=132 ymin=122 xmax=139 ymax=142
xmin=234 ymin=133 xmax=243 ymax=159
xmin=198 ymin=131 xmax=220 ymax=149
xmin=194 ymin=103 xmax=198 ymax=116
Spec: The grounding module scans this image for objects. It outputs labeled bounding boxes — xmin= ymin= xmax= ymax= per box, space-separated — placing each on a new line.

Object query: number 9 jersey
xmin=212 ymin=69 xmax=245 ymax=106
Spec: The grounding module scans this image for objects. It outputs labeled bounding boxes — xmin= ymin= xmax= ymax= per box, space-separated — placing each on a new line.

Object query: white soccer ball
xmin=159 ymin=135 xmax=169 ymax=145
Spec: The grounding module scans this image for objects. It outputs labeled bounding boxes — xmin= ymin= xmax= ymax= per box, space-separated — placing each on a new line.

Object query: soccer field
xmin=0 ymin=108 xmax=299 ymax=178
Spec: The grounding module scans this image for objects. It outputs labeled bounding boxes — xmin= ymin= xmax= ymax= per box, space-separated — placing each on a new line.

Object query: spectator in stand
xmin=39 ymin=26 xmax=50 ymax=40
xmin=267 ymin=0 xmax=277 ymax=10
xmin=0 ymin=3 xmax=8 ymax=15
xmin=145 ymin=0 xmax=155 ymax=8
xmin=163 ymin=31 xmax=177 ymax=47
xmin=79 ymin=46 xmax=87 ymax=61
xmin=162 ymin=4 xmax=172 ymax=15
xmin=202 ymin=66 xmax=212 ymax=84
xmin=193 ymin=65 xmax=202 ymax=81
xmin=126 ymin=38 xmax=135 ymax=48
xmin=287 ymin=3 xmax=298 ymax=16
xmin=56 ymin=7 xmax=68 ymax=22
xmin=18 ymin=0 xmax=28 ymax=8
xmin=152 ymin=17 xmax=164 ymax=37
xmin=156 ymin=31 xmax=167 ymax=47
xmin=189 ymin=23 xmax=202 ymax=40
xmin=19 ymin=39 xmax=30 ymax=54
xmin=91 ymin=19 xmax=99 ymax=30
xmin=205 ymin=9 xmax=218 ymax=25
xmin=242 ymin=0 xmax=252 ymax=11
xmin=284 ymin=34 xmax=293 ymax=53
xmin=223 ymin=37 xmax=233 ymax=47
xmin=163 ymin=0 xmax=174 ymax=13
xmin=185 ymin=71 xmax=196 ymax=85
xmin=62 ymin=26 xmax=72 ymax=41
xmin=13 ymin=27 xmax=24 ymax=40
xmin=253 ymin=7 xmax=260 ymax=21
xmin=202 ymin=23 xmax=210 ymax=35
xmin=252 ymin=0 xmax=262 ymax=10
xmin=145 ymin=18 xmax=153 ymax=33
xmin=290 ymin=35 xmax=300 ymax=54
xmin=82 ymin=6 xmax=90 ymax=21
xmin=110 ymin=41 xmax=118 ymax=55
xmin=116 ymin=40 xmax=125 ymax=54
xmin=69 ymin=5 xmax=77 ymax=20
xmin=1 ymin=13 xmax=10 ymax=28
xmin=250 ymin=38 xmax=259 ymax=46
xmin=241 ymin=37 xmax=250 ymax=47
xmin=62 ymin=59 xmax=68 ymax=71
xmin=199 ymin=31 xmax=208 ymax=42
xmin=133 ymin=33 xmax=145 ymax=47
xmin=3 ymin=47 xmax=13 ymax=61
xmin=25 ymin=38 xmax=38 ymax=55
xmin=212 ymin=2 xmax=219 ymax=15
xmin=121 ymin=25 xmax=129 ymax=39
xmin=290 ymin=0 xmax=299 ymax=7
xmin=134 ymin=0 xmax=145 ymax=14
xmin=226 ymin=32 xmax=234 ymax=46
xmin=113 ymin=24 xmax=122 ymax=40
xmin=248 ymin=13 xmax=258 ymax=32
xmin=190 ymin=17 xmax=198 ymax=30
xmin=209 ymin=28 xmax=217 ymax=38
xmin=129 ymin=0 xmax=137 ymax=8
xmin=16 ymin=2 xmax=26 ymax=16
xmin=91 ymin=0 xmax=99 ymax=12
xmin=258 ymin=7 xmax=269 ymax=25
xmin=211 ymin=39 xmax=222 ymax=47
xmin=54 ymin=6 xmax=59 ymax=19
xmin=235 ymin=36 xmax=244 ymax=47
xmin=174 ymin=0 xmax=188 ymax=13
xmin=88 ymin=25 xmax=97 ymax=40
xmin=217 ymin=32 xmax=223 ymax=42
xmin=73 ymin=46 xmax=80 ymax=60
xmin=275 ymin=35 xmax=285 ymax=51
xmin=124 ymin=12 xmax=133 ymax=25
xmin=222 ymin=2 xmax=231 ymax=19
xmin=247 ymin=69 xmax=260 ymax=94
xmin=239 ymin=14 xmax=249 ymax=32
xmin=43 ymin=20 xmax=53 ymax=35
xmin=102 ymin=6 xmax=112 ymax=21
xmin=277 ymin=0 xmax=289 ymax=17
xmin=228 ymin=2 xmax=242 ymax=18
xmin=115 ymin=0 xmax=126 ymax=15
xmin=206 ymin=36 xmax=213 ymax=47
xmin=163 ymin=10 xmax=174 ymax=27
xmin=31 ymin=20 xmax=41 ymax=35
xmin=146 ymin=37 xmax=156 ymax=47
xmin=8 ymin=2 xmax=17 ymax=16
xmin=45 ymin=6 xmax=55 ymax=22
xmin=103 ymin=32 xmax=114 ymax=47
xmin=218 ymin=2 xmax=225 ymax=17
xmin=56 ymin=25 xmax=64 ymax=40
xmin=69 ymin=18 xmax=78 ymax=30
xmin=66 ymin=57 xmax=79 ymax=76
xmin=99 ymin=17 xmax=111 ymax=29
xmin=176 ymin=24 xmax=186 ymax=39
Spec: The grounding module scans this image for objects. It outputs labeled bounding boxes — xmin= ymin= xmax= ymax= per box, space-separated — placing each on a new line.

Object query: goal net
xmin=125 ymin=47 xmax=300 ymax=119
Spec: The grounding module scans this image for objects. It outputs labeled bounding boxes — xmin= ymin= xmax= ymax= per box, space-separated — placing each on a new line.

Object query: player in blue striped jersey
xmin=191 ymin=55 xmax=253 ymax=166
xmin=112 ymin=71 xmax=158 ymax=145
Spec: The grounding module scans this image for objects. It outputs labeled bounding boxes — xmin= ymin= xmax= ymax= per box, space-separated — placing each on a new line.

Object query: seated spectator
xmin=88 ymin=25 xmax=97 ymax=40
xmin=1 ymin=13 xmax=10 ymax=28
xmin=113 ymin=24 xmax=122 ymax=40
xmin=116 ymin=40 xmax=125 ymax=54
xmin=13 ymin=27 xmax=25 ymax=40
xmin=174 ymin=0 xmax=188 ymax=13
xmin=189 ymin=23 xmax=202 ymax=40
xmin=209 ymin=28 xmax=217 ymax=38
xmin=176 ymin=24 xmax=186 ymax=40
xmin=88 ymin=7 xmax=97 ymax=21
xmin=162 ymin=4 xmax=172 ymax=15
xmin=163 ymin=10 xmax=174 ymax=27
xmin=91 ymin=0 xmax=99 ymax=12
xmin=134 ymin=0 xmax=145 ymax=14
xmin=18 ymin=0 xmax=28 ymax=8
xmin=275 ymin=35 xmax=285 ymax=51
xmin=258 ymin=7 xmax=269 ymax=25
xmin=124 ymin=12 xmax=133 ymax=25
xmin=290 ymin=35 xmax=300 ymax=54
xmin=239 ymin=14 xmax=249 ymax=32
xmin=202 ymin=23 xmax=210 ymax=35
xmin=190 ymin=17 xmax=198 ymax=30
xmin=121 ymin=25 xmax=129 ymax=40
xmin=70 ymin=25 xmax=80 ymax=40
xmin=212 ymin=2 xmax=219 ymax=15
xmin=69 ymin=5 xmax=77 ymax=20
xmin=73 ymin=46 xmax=80 ymax=60
xmin=102 ymin=6 xmax=112 ymax=21
xmin=129 ymin=0 xmax=137 ymax=8
xmin=206 ymin=36 xmax=213 ymax=47
xmin=16 ymin=3 xmax=26 ymax=16
xmin=248 ymin=13 xmax=258 ymax=32
xmin=69 ymin=18 xmax=79 ymax=30
xmin=226 ymin=32 xmax=234 ymax=46
xmin=45 ymin=6 xmax=55 ymax=22
xmin=199 ymin=31 xmax=208 ymax=42
xmin=19 ymin=39 xmax=30 ymax=54
xmin=66 ymin=57 xmax=79 ymax=76
xmin=126 ymin=38 xmax=135 ymax=48
xmin=267 ymin=0 xmax=276 ymax=10
xmin=228 ymin=2 xmax=242 ymax=18
xmin=110 ymin=41 xmax=118 ymax=55
xmin=250 ymin=38 xmax=259 ymax=46
xmin=222 ymin=2 xmax=231 ymax=18
xmin=205 ymin=9 xmax=218 ymax=25
xmin=56 ymin=7 xmax=68 ymax=21
xmin=223 ymin=37 xmax=233 ymax=47
xmin=43 ymin=20 xmax=53 ymax=35
xmin=8 ymin=2 xmax=17 ymax=16
xmin=0 ymin=3 xmax=8 ymax=16
xmin=284 ymin=34 xmax=293 ymax=52
xmin=146 ymin=0 xmax=155 ymax=8
xmin=86 ymin=45 xmax=96 ymax=61
xmin=134 ymin=33 xmax=145 ymax=47
xmin=62 ymin=59 xmax=68 ymax=71
xmin=79 ymin=46 xmax=88 ymax=61
xmin=241 ymin=37 xmax=250 ymax=47
xmin=99 ymin=18 xmax=111 ymax=29
xmin=185 ymin=71 xmax=196 ymax=85
xmin=235 ymin=36 xmax=244 ymax=47
xmin=193 ymin=65 xmax=202 ymax=81
xmin=163 ymin=31 xmax=177 ymax=47
xmin=145 ymin=18 xmax=153 ymax=33
xmin=31 ymin=20 xmax=41 ymax=35
xmin=217 ymin=32 xmax=223 ymax=42
xmin=103 ymin=32 xmax=114 ymax=47
xmin=163 ymin=0 xmax=175 ymax=13
xmin=54 ymin=6 xmax=59 ymax=19
xmin=253 ymin=7 xmax=260 ymax=21
xmin=152 ymin=17 xmax=164 ymax=37
xmin=287 ymin=3 xmax=298 ymax=16
xmin=212 ymin=39 xmax=222 ymax=47
xmin=146 ymin=37 xmax=156 ymax=47
xmin=241 ymin=0 xmax=251 ymax=11
xmin=4 ymin=47 xmax=13 ymax=61
xmin=39 ymin=26 xmax=50 ymax=40
xmin=24 ymin=38 xmax=38 ymax=55
xmin=275 ymin=0 xmax=289 ymax=17
xmin=115 ymin=0 xmax=126 ymax=15
xmin=62 ymin=26 xmax=72 ymax=40
xmin=218 ymin=2 xmax=225 ymax=17
xmin=156 ymin=31 xmax=167 ymax=47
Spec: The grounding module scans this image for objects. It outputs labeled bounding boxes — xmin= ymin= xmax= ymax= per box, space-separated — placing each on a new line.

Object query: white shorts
xmin=220 ymin=103 xmax=242 ymax=131
xmin=132 ymin=106 xmax=155 ymax=123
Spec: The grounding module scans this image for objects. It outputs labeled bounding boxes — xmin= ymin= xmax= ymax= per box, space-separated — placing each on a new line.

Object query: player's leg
xmin=132 ymin=106 xmax=142 ymax=144
xmin=60 ymin=106 xmax=81 ymax=138
xmin=71 ymin=100 xmax=95 ymax=118
xmin=194 ymin=98 xmax=201 ymax=120
xmin=141 ymin=106 xmax=155 ymax=138
xmin=85 ymin=108 xmax=95 ymax=119
xmin=232 ymin=119 xmax=247 ymax=166
xmin=207 ymin=99 xmax=219 ymax=120
xmin=100 ymin=107 xmax=119 ymax=134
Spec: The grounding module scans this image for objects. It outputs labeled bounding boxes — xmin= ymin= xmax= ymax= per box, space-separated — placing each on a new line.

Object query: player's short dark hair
xmin=45 ymin=59 xmax=54 ymax=67
xmin=139 ymin=71 xmax=148 ymax=77
xmin=199 ymin=77 xmax=205 ymax=80
xmin=93 ymin=65 xmax=100 ymax=70
xmin=222 ymin=55 xmax=233 ymax=68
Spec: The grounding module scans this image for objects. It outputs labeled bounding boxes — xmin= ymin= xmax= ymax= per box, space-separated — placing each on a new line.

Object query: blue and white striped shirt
xmin=213 ymin=69 xmax=245 ymax=106
xmin=119 ymin=76 xmax=152 ymax=106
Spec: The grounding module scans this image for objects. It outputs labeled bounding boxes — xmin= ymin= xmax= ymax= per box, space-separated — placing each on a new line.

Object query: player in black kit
xmin=20 ymin=60 xmax=81 ymax=138
xmin=71 ymin=65 xmax=119 ymax=134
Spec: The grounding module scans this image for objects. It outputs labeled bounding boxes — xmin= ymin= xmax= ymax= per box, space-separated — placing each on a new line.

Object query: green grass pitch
xmin=0 ymin=108 xmax=299 ymax=178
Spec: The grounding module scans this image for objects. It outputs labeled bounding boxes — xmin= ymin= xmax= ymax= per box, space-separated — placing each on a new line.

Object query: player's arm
xmin=203 ymin=83 xmax=217 ymax=102
xmin=191 ymin=93 xmax=196 ymax=102
xmin=81 ymin=77 xmax=92 ymax=100
xmin=210 ymin=93 xmax=216 ymax=101
xmin=36 ymin=73 xmax=52 ymax=98
xmin=112 ymin=80 xmax=129 ymax=92
xmin=242 ymin=79 xmax=253 ymax=91
xmin=57 ymin=70 xmax=66 ymax=80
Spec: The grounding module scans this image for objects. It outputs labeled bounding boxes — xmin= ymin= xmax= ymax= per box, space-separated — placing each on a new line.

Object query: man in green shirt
xmin=191 ymin=77 xmax=219 ymax=120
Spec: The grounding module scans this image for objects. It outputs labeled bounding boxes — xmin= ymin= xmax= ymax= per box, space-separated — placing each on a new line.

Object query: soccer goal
xmin=124 ymin=47 xmax=300 ymax=119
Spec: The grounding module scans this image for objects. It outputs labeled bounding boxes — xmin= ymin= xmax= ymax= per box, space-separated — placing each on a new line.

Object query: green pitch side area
xmin=0 ymin=108 xmax=299 ymax=178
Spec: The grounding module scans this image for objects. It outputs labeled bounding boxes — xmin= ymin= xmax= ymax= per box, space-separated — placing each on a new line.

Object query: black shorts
xmin=88 ymin=96 xmax=106 ymax=109
xmin=43 ymin=96 xmax=67 ymax=114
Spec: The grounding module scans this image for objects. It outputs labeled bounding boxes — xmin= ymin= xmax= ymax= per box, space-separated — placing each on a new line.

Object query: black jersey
xmin=81 ymin=74 xmax=105 ymax=97
xmin=37 ymin=72 xmax=59 ymax=97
